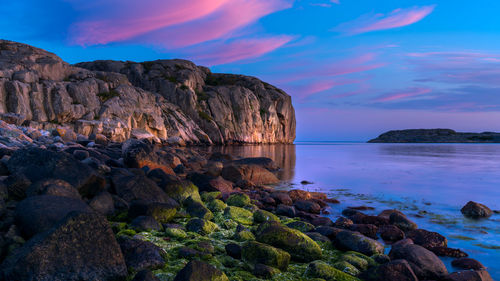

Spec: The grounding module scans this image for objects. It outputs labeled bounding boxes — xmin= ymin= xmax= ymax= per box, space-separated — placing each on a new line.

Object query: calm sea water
xmin=208 ymin=142 xmax=500 ymax=279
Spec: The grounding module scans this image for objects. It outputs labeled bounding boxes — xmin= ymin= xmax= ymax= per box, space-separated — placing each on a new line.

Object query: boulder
xmin=406 ymin=229 xmax=447 ymax=249
xmin=241 ymin=241 xmax=291 ymax=271
xmin=361 ymin=259 xmax=418 ymax=281
xmin=378 ymin=225 xmax=404 ymax=242
xmin=255 ymin=221 xmax=322 ymax=262
xmin=224 ymin=206 xmax=254 ymax=225
xmin=186 ymin=218 xmax=218 ymax=235
xmin=225 ymin=243 xmax=242 ymax=259
xmin=270 ymin=192 xmax=293 ymax=205
xmin=184 ymin=196 xmax=213 ymax=220
xmin=222 ymin=164 xmax=279 ymax=185
xmin=451 ymin=257 xmax=485 ymax=270
xmin=445 ymin=270 xmax=493 ymax=281
xmin=305 ymin=260 xmax=359 ymax=281
xmin=335 ymin=230 xmax=384 ymax=256
xmin=349 ymin=224 xmax=378 ymax=239
xmin=253 ymin=264 xmax=281 ymax=279
xmin=132 ymin=270 xmax=161 ymax=281
xmin=130 ymin=216 xmax=162 ymax=232
xmin=294 ymin=200 xmax=321 ymax=214
xmin=206 ymin=199 xmax=227 ymax=213
xmin=389 ymin=212 xmax=417 ymax=231
xmin=162 ymin=180 xmax=201 ymax=204
xmin=15 ymin=195 xmax=91 ymax=238
xmin=286 ymin=221 xmax=315 ymax=233
xmin=7 ymin=147 xmax=103 ymax=197
xmin=254 ymin=209 xmax=280 ymax=223
xmin=226 ymin=193 xmax=250 ymax=207
xmin=173 ymin=260 xmax=229 ymax=281
xmin=0 ymin=212 xmax=127 ymax=281
xmin=129 ymin=200 xmax=178 ymax=223
xmin=288 ymin=190 xmax=311 ymax=202
xmin=461 ymin=201 xmax=493 ymax=218
xmin=89 ymin=191 xmax=115 ymax=216
xmin=275 ymin=204 xmax=296 ymax=217
xmin=389 ymin=244 xmax=448 ymax=280
xmin=122 ymin=139 xmax=175 ymax=175
xmin=315 ymin=226 xmax=343 ymax=240
xmin=111 ymin=169 xmax=170 ymax=203
xmin=118 ymin=237 xmax=165 ymax=271
xmin=232 ymin=157 xmax=279 ymax=171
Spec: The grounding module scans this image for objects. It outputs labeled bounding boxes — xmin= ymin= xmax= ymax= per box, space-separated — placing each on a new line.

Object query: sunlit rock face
xmin=0 ymin=40 xmax=296 ymax=144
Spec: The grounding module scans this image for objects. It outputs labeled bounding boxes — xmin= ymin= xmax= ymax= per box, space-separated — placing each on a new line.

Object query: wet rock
xmin=130 ymin=216 xmax=162 ymax=232
xmin=122 ymin=139 xmax=174 ymax=175
xmin=173 ymin=260 xmax=229 ymax=281
xmin=335 ymin=230 xmax=384 ymax=256
xmin=305 ymin=260 xmax=359 ymax=281
xmin=129 ymin=200 xmax=178 ymax=223
xmin=334 ymin=217 xmax=354 ymax=229
xmin=389 ymin=243 xmax=448 ymax=280
xmin=275 ymin=204 xmax=296 ymax=217
xmin=242 ymin=241 xmax=290 ymax=271
xmin=294 ymin=200 xmax=321 ymax=214
xmin=286 ymin=221 xmax=315 ymax=233
xmin=451 ymin=257 xmax=485 ymax=270
xmin=307 ymin=215 xmax=334 ymax=227
xmin=461 ymin=201 xmax=493 ymax=218
xmin=306 ymin=232 xmax=330 ymax=243
xmin=429 ymin=246 xmax=468 ymax=258
xmin=132 ymin=270 xmax=161 ymax=281
xmin=288 ymin=189 xmax=311 ymax=202
xmin=253 ymin=264 xmax=280 ymax=279
xmin=444 ymin=270 xmax=493 ymax=281
xmin=378 ymin=225 xmax=404 ymax=242
xmin=184 ymin=196 xmax=213 ymax=220
xmin=206 ymin=199 xmax=227 ymax=213
xmin=361 ymin=259 xmax=418 ymax=281
xmin=349 ymin=224 xmax=378 ymax=239
xmin=406 ymin=229 xmax=447 ymax=249
xmin=111 ymin=169 xmax=170 ymax=203
xmin=25 ymin=179 xmax=81 ymax=199
xmin=0 ymin=212 xmax=127 ymax=281
xmin=270 ymin=192 xmax=292 ymax=205
xmin=7 ymin=147 xmax=103 ymax=197
xmin=222 ymin=164 xmax=279 ymax=185
xmin=118 ymin=236 xmax=165 ymax=271
xmin=224 ymin=206 xmax=253 ymax=225
xmin=315 ymin=226 xmax=342 ymax=240
xmin=162 ymin=180 xmax=201 ymax=204
xmin=389 ymin=212 xmax=417 ymax=231
xmin=232 ymin=157 xmax=279 ymax=171
xmin=15 ymin=195 xmax=91 ymax=238
xmin=73 ymin=149 xmax=89 ymax=160
xmin=225 ymin=243 xmax=242 ymax=259
xmin=89 ymin=191 xmax=115 ymax=216
xmin=255 ymin=221 xmax=322 ymax=262
xmin=254 ymin=209 xmax=280 ymax=223
xmin=185 ymin=218 xmax=218 ymax=235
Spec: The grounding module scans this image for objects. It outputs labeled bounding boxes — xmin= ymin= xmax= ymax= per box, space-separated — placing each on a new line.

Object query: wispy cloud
xmin=333 ymin=5 xmax=435 ymax=35
xmin=374 ymin=87 xmax=432 ymax=102
xmin=184 ymin=36 xmax=293 ymax=66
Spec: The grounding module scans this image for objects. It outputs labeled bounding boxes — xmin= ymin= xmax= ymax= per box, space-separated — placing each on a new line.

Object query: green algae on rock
xmin=242 ymin=241 xmax=291 ymax=271
xmin=306 ymin=261 xmax=361 ymax=281
xmin=254 ymin=209 xmax=280 ymax=223
xmin=186 ymin=218 xmax=218 ymax=235
xmin=226 ymin=193 xmax=251 ymax=207
xmin=224 ymin=206 xmax=254 ymax=225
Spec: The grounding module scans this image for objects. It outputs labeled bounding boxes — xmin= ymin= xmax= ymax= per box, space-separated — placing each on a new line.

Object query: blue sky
xmin=2 ymin=0 xmax=500 ymax=141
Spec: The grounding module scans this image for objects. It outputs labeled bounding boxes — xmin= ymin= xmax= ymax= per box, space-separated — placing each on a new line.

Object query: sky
xmin=2 ymin=0 xmax=500 ymax=141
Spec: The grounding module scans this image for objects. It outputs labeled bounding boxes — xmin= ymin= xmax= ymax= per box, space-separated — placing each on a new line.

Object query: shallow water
xmin=208 ymin=142 xmax=500 ymax=279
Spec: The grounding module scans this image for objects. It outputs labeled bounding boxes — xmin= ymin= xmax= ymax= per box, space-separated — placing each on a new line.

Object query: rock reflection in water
xmin=203 ymin=144 xmax=296 ymax=181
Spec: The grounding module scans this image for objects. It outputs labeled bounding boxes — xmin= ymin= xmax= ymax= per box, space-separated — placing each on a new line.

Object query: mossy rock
xmin=186 ymin=218 xmax=218 ymax=235
xmin=226 ymin=193 xmax=250 ymax=207
xmin=305 ymin=261 xmax=360 ymax=281
xmin=253 ymin=263 xmax=281 ymax=279
xmin=344 ymin=251 xmax=377 ymax=268
xmin=253 ymin=209 xmax=280 ymax=223
xmin=242 ymin=241 xmax=291 ymax=271
xmin=185 ymin=196 xmax=214 ymax=220
xmin=165 ymin=227 xmax=187 ymax=239
xmin=173 ymin=260 xmax=229 ymax=281
xmin=333 ymin=261 xmax=361 ymax=276
xmin=234 ymin=230 xmax=256 ymax=242
xmin=207 ymin=199 xmax=227 ymax=213
xmin=224 ymin=206 xmax=253 ymax=225
xmin=201 ymin=191 xmax=221 ymax=202
xmin=116 ymin=228 xmax=136 ymax=237
xmin=164 ymin=180 xmax=201 ymax=204
xmin=255 ymin=221 xmax=322 ymax=262
xmin=286 ymin=221 xmax=315 ymax=233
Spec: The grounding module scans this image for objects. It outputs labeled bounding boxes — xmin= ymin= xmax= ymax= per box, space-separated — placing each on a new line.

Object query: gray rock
xmin=461 ymin=201 xmax=493 ymax=218
xmin=389 ymin=243 xmax=448 ymax=280
xmin=335 ymin=230 xmax=384 ymax=256
xmin=118 ymin=237 xmax=165 ymax=271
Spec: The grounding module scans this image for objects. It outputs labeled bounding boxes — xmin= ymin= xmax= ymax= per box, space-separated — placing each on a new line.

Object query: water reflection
xmin=203 ymin=144 xmax=296 ymax=181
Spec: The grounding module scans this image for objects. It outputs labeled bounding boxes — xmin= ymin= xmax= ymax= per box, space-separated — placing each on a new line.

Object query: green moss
xmin=164 ymin=181 xmax=201 ymax=204
xmin=202 ymin=191 xmax=222 ymax=202
xmin=226 ymin=193 xmax=251 ymax=207
xmin=224 ymin=206 xmax=254 ymax=225
xmin=254 ymin=209 xmax=280 ymax=224
xmin=185 ymin=196 xmax=214 ymax=220
xmin=97 ymin=90 xmax=120 ymax=102
xmin=234 ymin=230 xmax=256 ymax=242
xmin=333 ymin=261 xmax=360 ymax=276
xmin=110 ymin=210 xmax=129 ymax=222
xmin=305 ymin=261 xmax=360 ymax=281
xmin=149 ymin=204 xmax=177 ymax=224
xmin=344 ymin=251 xmax=376 ymax=268
xmin=186 ymin=218 xmax=218 ymax=235
xmin=242 ymin=241 xmax=291 ymax=271
xmin=117 ymin=229 xmax=137 ymax=237
xmin=207 ymin=199 xmax=227 ymax=213
xmin=165 ymin=227 xmax=188 ymax=239
xmin=285 ymin=221 xmax=315 ymax=233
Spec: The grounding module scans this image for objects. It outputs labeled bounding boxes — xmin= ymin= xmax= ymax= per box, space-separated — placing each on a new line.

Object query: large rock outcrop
xmin=0 ymin=40 xmax=295 ymax=144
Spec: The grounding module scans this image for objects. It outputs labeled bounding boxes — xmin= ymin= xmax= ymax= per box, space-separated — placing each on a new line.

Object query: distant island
xmin=368 ymin=129 xmax=500 ymax=143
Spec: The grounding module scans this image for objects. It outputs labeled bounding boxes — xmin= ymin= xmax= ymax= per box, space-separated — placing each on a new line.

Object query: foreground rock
xmin=173 ymin=260 xmax=229 ymax=281
xmin=0 ymin=212 xmax=127 ymax=281
xmin=461 ymin=201 xmax=493 ymax=218
xmin=390 ymin=244 xmax=448 ymax=280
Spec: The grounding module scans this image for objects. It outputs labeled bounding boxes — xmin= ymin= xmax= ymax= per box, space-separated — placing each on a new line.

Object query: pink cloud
xmin=334 ymin=5 xmax=435 ymax=35
xmin=186 ymin=36 xmax=293 ymax=66
xmin=70 ymin=0 xmax=231 ymax=45
xmin=141 ymin=0 xmax=292 ymax=48
xmin=374 ymin=87 xmax=431 ymax=102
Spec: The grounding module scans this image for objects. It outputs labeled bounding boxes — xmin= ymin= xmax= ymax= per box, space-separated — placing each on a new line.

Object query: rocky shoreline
xmin=369 ymin=129 xmax=500 ymax=143
xmin=0 ymin=121 xmax=493 ymax=281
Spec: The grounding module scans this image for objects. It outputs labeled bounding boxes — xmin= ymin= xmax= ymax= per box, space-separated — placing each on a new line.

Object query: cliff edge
xmin=0 ymin=40 xmax=295 ymax=145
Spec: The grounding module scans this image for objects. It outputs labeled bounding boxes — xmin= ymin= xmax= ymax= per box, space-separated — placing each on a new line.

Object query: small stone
xmin=461 ymin=201 xmax=493 ymax=218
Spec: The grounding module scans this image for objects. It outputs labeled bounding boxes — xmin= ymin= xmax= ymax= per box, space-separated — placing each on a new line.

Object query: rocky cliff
xmin=0 ymin=40 xmax=295 ymax=145
xmin=369 ymin=129 xmax=500 ymax=143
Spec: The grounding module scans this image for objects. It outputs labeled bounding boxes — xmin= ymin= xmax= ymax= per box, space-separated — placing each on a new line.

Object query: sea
xmin=207 ymin=142 xmax=500 ymax=279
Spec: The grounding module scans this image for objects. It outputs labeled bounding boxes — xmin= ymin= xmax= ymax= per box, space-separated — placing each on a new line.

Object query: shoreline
xmin=0 ymin=121 xmax=493 ymax=280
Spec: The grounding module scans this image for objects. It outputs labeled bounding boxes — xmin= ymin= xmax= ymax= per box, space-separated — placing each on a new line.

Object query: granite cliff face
xmin=369 ymin=129 xmax=500 ymax=143
xmin=0 ymin=40 xmax=295 ymax=144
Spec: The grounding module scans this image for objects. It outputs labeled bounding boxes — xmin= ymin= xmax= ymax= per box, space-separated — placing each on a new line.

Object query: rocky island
xmin=368 ymin=129 xmax=500 ymax=143
xmin=0 ymin=40 xmax=493 ymax=281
